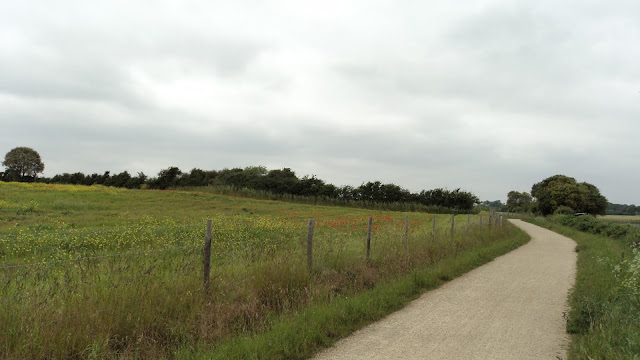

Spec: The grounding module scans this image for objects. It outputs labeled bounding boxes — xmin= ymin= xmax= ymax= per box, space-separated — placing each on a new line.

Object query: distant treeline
xmin=479 ymin=200 xmax=505 ymax=211
xmin=607 ymin=203 xmax=639 ymax=216
xmin=1 ymin=165 xmax=480 ymax=211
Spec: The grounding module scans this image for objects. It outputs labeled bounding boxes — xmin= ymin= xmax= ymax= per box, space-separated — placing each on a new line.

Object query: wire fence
xmin=1 ymin=212 xmax=506 ymax=268
xmin=1 ymin=212 xmax=506 ymax=302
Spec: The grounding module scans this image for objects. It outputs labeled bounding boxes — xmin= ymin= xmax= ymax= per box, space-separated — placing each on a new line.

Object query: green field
xmin=0 ymin=182 xmax=528 ymax=359
xmin=599 ymin=214 xmax=640 ymax=227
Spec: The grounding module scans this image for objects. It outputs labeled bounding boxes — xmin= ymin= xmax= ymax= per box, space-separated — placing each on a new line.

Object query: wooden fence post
xmin=366 ymin=216 xmax=373 ymax=263
xmin=307 ymin=219 xmax=314 ymax=271
xmin=450 ymin=214 xmax=455 ymax=237
xmin=467 ymin=214 xmax=471 ymax=233
xmin=479 ymin=214 xmax=483 ymax=226
xmin=432 ymin=215 xmax=436 ymax=239
xmin=404 ymin=215 xmax=409 ymax=251
xmin=203 ymin=219 xmax=212 ymax=291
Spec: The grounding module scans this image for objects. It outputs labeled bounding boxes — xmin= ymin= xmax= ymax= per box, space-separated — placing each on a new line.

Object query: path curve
xmin=310 ymin=219 xmax=577 ymax=360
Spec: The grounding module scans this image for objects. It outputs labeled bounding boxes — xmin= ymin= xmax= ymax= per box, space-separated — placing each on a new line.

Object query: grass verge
xmin=183 ymin=226 xmax=529 ymax=359
xmin=525 ymin=217 xmax=640 ymax=359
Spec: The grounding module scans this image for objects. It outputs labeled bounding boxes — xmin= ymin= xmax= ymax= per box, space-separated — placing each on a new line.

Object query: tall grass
xmin=526 ymin=217 xmax=640 ymax=359
xmin=1 ymin=218 xmax=523 ymax=359
xmin=193 ymin=225 xmax=528 ymax=360
xmin=0 ymin=182 xmax=525 ymax=359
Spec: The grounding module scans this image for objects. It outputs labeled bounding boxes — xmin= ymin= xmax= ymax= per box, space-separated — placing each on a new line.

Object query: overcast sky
xmin=1 ymin=0 xmax=638 ymax=204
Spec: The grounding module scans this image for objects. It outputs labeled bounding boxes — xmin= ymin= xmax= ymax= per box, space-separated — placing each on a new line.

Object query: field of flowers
xmin=0 ymin=182 xmax=522 ymax=359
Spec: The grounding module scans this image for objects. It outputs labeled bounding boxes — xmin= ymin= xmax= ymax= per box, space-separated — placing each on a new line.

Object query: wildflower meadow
xmin=0 ymin=182 xmax=528 ymax=359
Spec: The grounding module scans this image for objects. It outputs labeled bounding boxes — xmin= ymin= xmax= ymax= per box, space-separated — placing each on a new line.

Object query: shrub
xmin=555 ymin=214 xmax=577 ymax=227
xmin=554 ymin=214 xmax=638 ymax=245
xmin=554 ymin=206 xmax=575 ymax=215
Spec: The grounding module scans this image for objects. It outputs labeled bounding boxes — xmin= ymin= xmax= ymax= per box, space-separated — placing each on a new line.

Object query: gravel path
xmin=310 ymin=219 xmax=577 ymax=360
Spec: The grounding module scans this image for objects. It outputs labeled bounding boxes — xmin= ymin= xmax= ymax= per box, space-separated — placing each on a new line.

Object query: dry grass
xmin=599 ymin=215 xmax=640 ymax=226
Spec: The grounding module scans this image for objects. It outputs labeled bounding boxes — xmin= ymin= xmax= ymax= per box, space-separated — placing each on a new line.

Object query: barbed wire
xmin=0 ymin=217 xmax=507 ymax=302
xmin=0 ymin=217 xmax=498 ymax=268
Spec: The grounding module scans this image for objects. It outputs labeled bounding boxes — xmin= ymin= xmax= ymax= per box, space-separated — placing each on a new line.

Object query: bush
xmin=555 ymin=214 xmax=577 ymax=227
xmin=554 ymin=215 xmax=637 ymax=244
xmin=554 ymin=206 xmax=575 ymax=215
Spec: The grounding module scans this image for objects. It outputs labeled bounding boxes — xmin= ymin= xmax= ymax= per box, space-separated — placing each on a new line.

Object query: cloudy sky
xmin=1 ymin=0 xmax=638 ymax=204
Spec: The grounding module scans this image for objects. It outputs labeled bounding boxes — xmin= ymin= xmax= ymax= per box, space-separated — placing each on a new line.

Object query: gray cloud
xmin=1 ymin=0 xmax=639 ymax=205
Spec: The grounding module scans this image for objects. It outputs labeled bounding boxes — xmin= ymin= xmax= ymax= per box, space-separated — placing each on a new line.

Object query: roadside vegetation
xmin=554 ymin=214 xmax=640 ymax=244
xmin=525 ymin=216 xmax=640 ymax=359
xmin=0 ymin=182 xmax=528 ymax=359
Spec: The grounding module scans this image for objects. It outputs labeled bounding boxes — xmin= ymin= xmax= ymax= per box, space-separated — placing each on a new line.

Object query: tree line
xmin=39 ymin=166 xmax=478 ymax=210
xmin=606 ymin=203 xmax=638 ymax=216
xmin=1 ymin=147 xmax=480 ymax=211
xmin=9 ymin=147 xmax=626 ymax=216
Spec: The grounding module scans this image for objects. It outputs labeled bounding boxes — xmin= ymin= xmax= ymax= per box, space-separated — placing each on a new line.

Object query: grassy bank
xmin=1 ymin=182 xmax=527 ymax=359
xmin=186 ymin=229 xmax=528 ymax=359
xmin=525 ymin=217 xmax=640 ymax=359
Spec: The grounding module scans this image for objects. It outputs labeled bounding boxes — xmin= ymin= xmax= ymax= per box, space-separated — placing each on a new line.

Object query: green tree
xmin=580 ymin=182 xmax=608 ymax=215
xmin=149 ymin=166 xmax=182 ymax=189
xmin=531 ymin=175 xmax=607 ymax=215
xmin=2 ymin=147 xmax=45 ymax=181
xmin=607 ymin=203 xmax=639 ymax=215
xmin=506 ymin=191 xmax=532 ymax=212
xmin=243 ymin=165 xmax=268 ymax=178
xmin=485 ymin=200 xmax=505 ymax=210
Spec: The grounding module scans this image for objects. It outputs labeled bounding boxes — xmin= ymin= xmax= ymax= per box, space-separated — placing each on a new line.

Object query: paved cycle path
xmin=311 ymin=219 xmax=577 ymax=359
